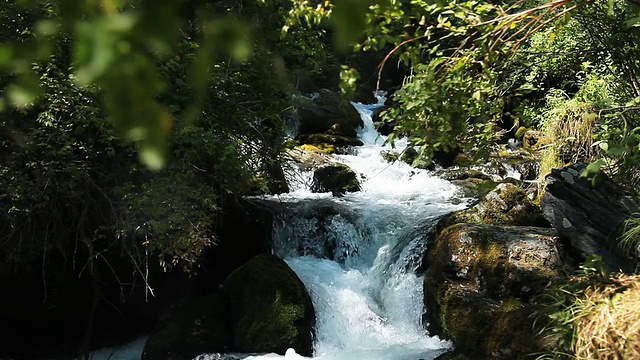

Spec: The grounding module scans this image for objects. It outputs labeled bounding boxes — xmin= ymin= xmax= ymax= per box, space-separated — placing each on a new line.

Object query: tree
xmin=0 ymin=1 xmax=333 ymax=357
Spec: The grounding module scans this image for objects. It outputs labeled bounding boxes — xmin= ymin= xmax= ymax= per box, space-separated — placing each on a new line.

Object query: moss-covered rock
xmin=311 ymin=163 xmax=361 ymax=196
xmin=223 ymin=254 xmax=315 ymax=356
xmin=300 ymin=133 xmax=364 ymax=147
xmin=433 ymin=285 xmax=543 ymax=359
xmin=424 ymin=223 xmax=566 ymax=359
xmin=141 ymin=292 xmax=232 ymax=360
xmin=436 ymin=168 xmax=491 ymax=182
xmin=411 ymin=156 xmax=435 ymax=170
xmin=426 ymin=224 xmax=563 ymax=298
xmin=297 ymin=89 xmax=363 ymax=138
xmin=441 ymin=183 xmax=549 ymax=229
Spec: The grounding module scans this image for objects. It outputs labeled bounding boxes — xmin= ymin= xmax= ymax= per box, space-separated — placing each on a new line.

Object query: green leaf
xmin=581 ymin=159 xmax=606 ymax=177
xmin=331 ymin=0 xmax=372 ymax=51
xmin=607 ymin=147 xmax=626 ymax=157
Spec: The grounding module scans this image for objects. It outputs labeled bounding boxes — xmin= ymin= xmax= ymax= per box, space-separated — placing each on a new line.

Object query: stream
xmin=92 ymin=97 xmax=468 ymax=360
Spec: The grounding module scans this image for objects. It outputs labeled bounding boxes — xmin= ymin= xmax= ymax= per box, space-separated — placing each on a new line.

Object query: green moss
xmin=223 ymin=254 xmax=315 ymax=356
xmin=438 ymin=287 xmax=542 ymax=359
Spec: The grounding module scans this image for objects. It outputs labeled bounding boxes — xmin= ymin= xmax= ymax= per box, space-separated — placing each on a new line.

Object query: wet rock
xmin=450 ymin=177 xmax=500 ymax=199
xmin=142 ymin=292 xmax=232 ymax=360
xmin=372 ymin=105 xmax=394 ymax=136
xmin=300 ymin=133 xmax=364 ymax=147
xmin=426 ymin=224 xmax=563 ymax=300
xmin=435 ymin=168 xmax=496 ymax=199
xmin=424 ymin=223 xmax=565 ymax=358
xmin=401 ymin=147 xmax=419 ymax=165
xmin=287 ymin=147 xmax=332 ymax=171
xmin=441 ymin=183 xmax=549 ymax=229
xmin=269 ymin=199 xmax=363 ymax=262
xmin=507 ymin=157 xmax=540 ymax=181
xmin=412 ymin=156 xmax=435 ymax=171
xmin=223 ymin=254 xmax=315 ymax=356
xmin=311 ymin=163 xmax=361 ymax=196
xmin=435 ymin=169 xmax=492 ymax=182
xmin=192 ymin=355 xmax=243 ymax=360
xmin=297 ymin=90 xmax=363 ymax=138
xmin=541 ymin=163 xmax=638 ymax=273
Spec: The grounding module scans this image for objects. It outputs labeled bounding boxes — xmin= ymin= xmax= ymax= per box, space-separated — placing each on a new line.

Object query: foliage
xmin=621 ymin=213 xmax=640 ymax=263
xmin=286 ymin=0 xmax=640 ymax=181
xmin=381 ymin=53 xmax=502 ymax=159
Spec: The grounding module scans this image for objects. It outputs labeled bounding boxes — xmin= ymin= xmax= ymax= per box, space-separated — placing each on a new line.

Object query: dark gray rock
xmin=371 ymin=105 xmax=394 ymax=136
xmin=541 ymin=163 xmax=638 ymax=273
xmin=300 ymin=133 xmax=364 ymax=147
xmin=142 ymin=292 xmax=232 ymax=360
xmin=509 ymin=158 xmax=540 ymax=181
xmin=311 ymin=163 xmax=361 ymax=196
xmin=297 ymin=90 xmax=363 ymax=138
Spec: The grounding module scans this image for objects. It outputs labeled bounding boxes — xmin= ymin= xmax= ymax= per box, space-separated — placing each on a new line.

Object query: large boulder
xmin=441 ymin=183 xmax=549 ymax=229
xmin=541 ymin=163 xmax=638 ymax=273
xmin=142 ymin=292 xmax=232 ymax=360
xmin=311 ymin=163 xmax=361 ymax=196
xmin=297 ymin=90 xmax=363 ymax=138
xmin=223 ymin=254 xmax=315 ymax=356
xmin=424 ymin=224 xmax=565 ymax=358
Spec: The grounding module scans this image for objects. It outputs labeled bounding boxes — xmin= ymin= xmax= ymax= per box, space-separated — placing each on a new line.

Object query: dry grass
xmin=574 ymin=274 xmax=640 ymax=359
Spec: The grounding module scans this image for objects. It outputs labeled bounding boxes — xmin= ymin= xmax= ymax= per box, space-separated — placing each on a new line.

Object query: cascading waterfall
xmin=91 ymin=96 xmax=467 ymax=360
xmin=243 ymin=97 xmax=467 ymax=360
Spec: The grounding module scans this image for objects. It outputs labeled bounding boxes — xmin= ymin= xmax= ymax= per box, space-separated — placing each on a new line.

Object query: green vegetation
xmin=2 ymin=0 xmax=640 ymax=358
xmin=0 ymin=1 xmax=332 ymax=357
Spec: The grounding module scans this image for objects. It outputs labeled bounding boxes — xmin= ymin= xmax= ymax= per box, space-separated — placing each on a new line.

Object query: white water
xmin=240 ymin=97 xmax=466 ymax=360
xmin=93 ymin=96 xmax=467 ymax=360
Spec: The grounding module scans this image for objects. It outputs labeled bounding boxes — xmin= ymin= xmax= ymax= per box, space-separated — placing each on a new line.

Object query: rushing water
xmin=92 ymin=96 xmax=467 ymax=360
xmin=243 ymin=98 xmax=465 ymax=360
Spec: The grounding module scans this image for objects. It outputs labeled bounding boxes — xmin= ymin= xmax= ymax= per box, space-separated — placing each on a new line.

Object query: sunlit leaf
xmin=7 ymin=83 xmax=39 ymax=108
xmin=331 ymin=0 xmax=371 ymax=51
xmin=581 ymin=159 xmax=606 ymax=177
